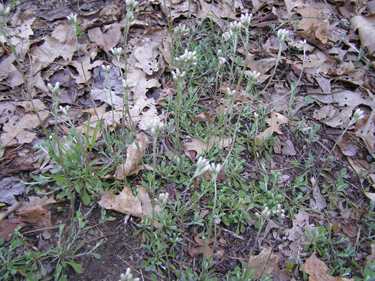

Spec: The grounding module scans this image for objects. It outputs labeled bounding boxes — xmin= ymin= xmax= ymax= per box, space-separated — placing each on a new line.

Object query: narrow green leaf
xmin=66 ymin=260 xmax=82 ymax=273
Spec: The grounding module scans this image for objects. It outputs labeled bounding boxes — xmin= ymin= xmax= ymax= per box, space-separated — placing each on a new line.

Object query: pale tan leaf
xmin=302 ymin=253 xmax=353 ymax=281
xmin=365 ymin=192 xmax=375 ymax=201
xmin=98 ymin=187 xmax=143 ymax=218
xmin=88 ymin=24 xmax=121 ymax=54
xmin=351 ymin=16 xmax=375 ymax=57
xmin=256 ymin=111 xmax=289 ymax=141
xmin=247 ymin=247 xmax=291 ymax=281
xmin=98 ymin=186 xmax=160 ymax=227
xmin=115 ymin=132 xmax=149 ymax=180
xmin=183 ymin=135 xmax=232 ymax=154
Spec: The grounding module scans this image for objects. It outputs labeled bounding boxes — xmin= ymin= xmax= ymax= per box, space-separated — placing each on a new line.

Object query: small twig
xmin=222 ymin=228 xmax=245 ymax=241
xmin=0 ymin=201 xmax=22 ymax=221
xmin=20 ymin=225 xmax=60 ymax=235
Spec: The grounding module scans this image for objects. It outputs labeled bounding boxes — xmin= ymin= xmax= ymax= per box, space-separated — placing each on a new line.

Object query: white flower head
xmin=67 ymin=13 xmax=77 ymax=25
xmin=226 ymin=87 xmax=236 ymax=99
xmin=172 ymin=68 xmax=186 ymax=88
xmin=122 ymin=79 xmax=136 ymax=91
xmin=111 ymin=47 xmax=123 ymax=60
xmin=209 ymin=163 xmax=222 ymax=178
xmin=147 ymin=119 xmax=164 ymax=137
xmin=194 ymin=157 xmax=210 ymax=177
xmin=353 ymin=108 xmax=365 ymax=122
xmin=102 ymin=65 xmax=111 ymax=74
xmin=126 ymin=0 xmax=138 ymax=11
xmin=230 ymin=21 xmax=243 ymax=35
xmin=301 ymin=39 xmax=307 ymax=50
xmin=218 ymin=57 xmax=226 ymax=66
xmin=240 ymin=12 xmax=252 ymax=28
xmin=174 ymin=23 xmax=189 ymax=37
xmin=222 ymin=31 xmax=232 ymax=41
xmin=277 ymin=29 xmax=289 ymax=43
xmin=176 ymin=49 xmax=197 ymax=68
xmin=119 ymin=267 xmax=140 ymax=281
xmin=48 ymin=82 xmax=60 ymax=95
xmin=214 ymin=215 xmax=221 ymax=225
xmin=246 ymin=70 xmax=260 ymax=85
xmin=217 ymin=49 xmax=222 ymax=56
xmin=156 ymin=192 xmax=169 ymax=207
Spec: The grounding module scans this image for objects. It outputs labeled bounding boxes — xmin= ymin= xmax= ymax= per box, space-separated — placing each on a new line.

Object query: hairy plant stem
xmin=260 ymin=40 xmax=283 ymax=95
xmin=150 ymin=135 xmax=157 ymax=250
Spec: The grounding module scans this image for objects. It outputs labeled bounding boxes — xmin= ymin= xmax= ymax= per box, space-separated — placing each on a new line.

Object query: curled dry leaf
xmin=351 ymin=16 xmax=375 ymax=57
xmin=256 ymin=111 xmax=289 ymax=142
xmin=0 ymin=219 xmax=28 ymax=241
xmin=115 ymin=132 xmax=149 ymax=180
xmin=183 ymin=135 xmax=232 ymax=155
xmin=247 ymin=247 xmax=291 ymax=281
xmin=98 ymin=185 xmax=160 ymax=227
xmin=16 ymin=196 xmax=57 ymax=239
xmin=302 ymin=252 xmax=353 ymax=281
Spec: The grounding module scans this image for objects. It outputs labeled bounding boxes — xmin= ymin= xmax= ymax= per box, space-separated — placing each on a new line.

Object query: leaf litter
xmin=0 ymin=0 xmax=375 ymax=280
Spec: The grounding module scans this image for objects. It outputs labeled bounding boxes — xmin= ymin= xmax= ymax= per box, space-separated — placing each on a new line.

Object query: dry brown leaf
xmin=256 ymin=111 xmax=289 ymax=141
xmin=193 ymin=112 xmax=215 ymax=124
xmin=0 ymin=53 xmax=23 ymax=87
xmin=134 ymin=41 xmax=162 ymax=75
xmin=281 ymin=139 xmax=297 ymax=156
xmin=98 ymin=186 xmax=143 ymax=218
xmin=16 ymin=196 xmax=57 ymax=239
xmin=98 ymin=185 xmax=160 ymax=227
xmin=295 ymin=8 xmax=332 ymax=44
xmin=194 ymin=230 xmax=215 ymax=261
xmin=302 ymin=252 xmax=353 ymax=281
xmin=29 ymin=34 xmax=78 ymax=74
xmin=365 ymin=192 xmax=375 ymax=201
xmin=1 ymin=111 xmax=50 ymax=148
xmin=336 ymin=134 xmax=357 ymax=157
xmin=0 ymin=219 xmax=28 ymax=241
xmin=351 ymin=16 xmax=375 ymax=57
xmin=247 ymin=247 xmax=291 ymax=281
xmin=183 ymin=135 xmax=232 ymax=155
xmin=88 ymin=24 xmax=121 ymax=54
xmin=115 ymin=132 xmax=149 ymax=180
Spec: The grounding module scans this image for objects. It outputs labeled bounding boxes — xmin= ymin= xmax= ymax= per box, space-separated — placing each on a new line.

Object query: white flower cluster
xmin=147 ymin=119 xmax=164 ymax=137
xmin=119 ymin=268 xmax=140 ymax=281
xmin=59 ymin=105 xmax=70 ymax=117
xmin=226 ymin=87 xmax=236 ymax=99
xmin=111 ymin=47 xmax=123 ymax=61
xmin=277 ymin=29 xmax=289 ymax=43
xmin=352 ymin=108 xmax=364 ymax=122
xmin=102 ymin=65 xmax=111 ymax=74
xmin=172 ymin=68 xmax=186 ymax=89
xmin=122 ymin=79 xmax=136 ymax=91
xmin=246 ymin=70 xmax=260 ymax=85
xmin=193 ymin=157 xmax=221 ymax=179
xmin=217 ymin=49 xmax=226 ymax=66
xmin=174 ymin=23 xmax=189 ymax=37
xmin=48 ymin=82 xmax=60 ymax=95
xmin=156 ymin=192 xmax=169 ymax=207
xmin=126 ymin=0 xmax=138 ymax=11
xmin=256 ymin=204 xmax=285 ymax=220
xmin=176 ymin=49 xmax=197 ymax=68
xmin=255 ymin=206 xmax=271 ymax=219
xmin=240 ymin=12 xmax=252 ymax=28
xmin=0 ymin=4 xmax=10 ymax=17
